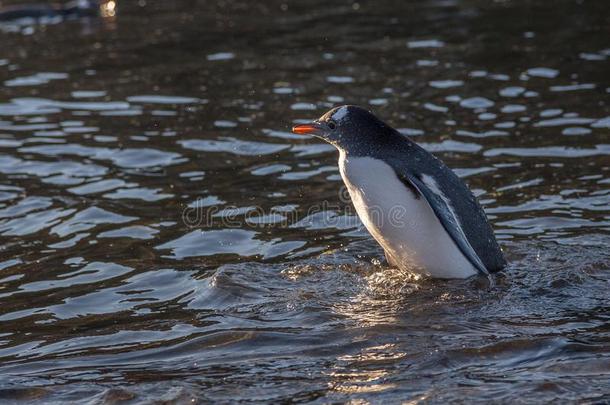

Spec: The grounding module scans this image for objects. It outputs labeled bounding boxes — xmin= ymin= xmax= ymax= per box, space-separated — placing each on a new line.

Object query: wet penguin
xmin=293 ymin=105 xmax=506 ymax=279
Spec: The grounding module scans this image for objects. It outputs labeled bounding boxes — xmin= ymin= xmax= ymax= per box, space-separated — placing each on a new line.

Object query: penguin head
xmin=292 ymin=105 xmax=396 ymax=152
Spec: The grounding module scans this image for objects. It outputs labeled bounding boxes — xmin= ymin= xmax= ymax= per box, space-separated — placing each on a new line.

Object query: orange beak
xmin=292 ymin=122 xmax=326 ymax=136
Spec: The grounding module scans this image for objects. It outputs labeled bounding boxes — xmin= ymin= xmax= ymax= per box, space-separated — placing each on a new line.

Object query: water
xmin=0 ymin=0 xmax=609 ymax=403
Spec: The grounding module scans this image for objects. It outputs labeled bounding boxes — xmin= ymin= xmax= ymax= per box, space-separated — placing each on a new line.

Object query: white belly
xmin=338 ymin=153 xmax=477 ymax=279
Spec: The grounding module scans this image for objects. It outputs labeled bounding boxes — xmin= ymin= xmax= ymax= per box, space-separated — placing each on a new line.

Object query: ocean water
xmin=0 ymin=0 xmax=608 ymax=403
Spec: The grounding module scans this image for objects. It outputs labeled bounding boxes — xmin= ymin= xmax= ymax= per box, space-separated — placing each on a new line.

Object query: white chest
xmin=338 ymin=152 xmax=477 ymax=278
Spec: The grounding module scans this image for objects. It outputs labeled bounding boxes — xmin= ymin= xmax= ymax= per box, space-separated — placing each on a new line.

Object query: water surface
xmin=0 ymin=0 xmax=609 ymax=403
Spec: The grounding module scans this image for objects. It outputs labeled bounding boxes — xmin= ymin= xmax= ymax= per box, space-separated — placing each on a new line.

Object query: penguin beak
xmin=292 ymin=121 xmax=327 ymax=136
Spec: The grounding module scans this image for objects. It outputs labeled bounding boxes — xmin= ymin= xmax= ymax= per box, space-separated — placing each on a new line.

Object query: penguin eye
xmin=327 ymin=120 xmax=337 ymax=130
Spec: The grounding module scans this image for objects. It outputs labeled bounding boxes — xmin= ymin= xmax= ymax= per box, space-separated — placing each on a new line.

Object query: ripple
xmin=67 ymin=179 xmax=128 ymax=195
xmin=540 ymin=108 xmax=563 ymax=117
xmin=51 ymin=207 xmax=136 ymax=238
xmin=290 ymin=144 xmax=335 ymax=156
xmin=417 ymin=59 xmax=439 ymax=66
xmin=420 ymin=140 xmax=482 ymax=153
xmin=126 ymin=95 xmax=202 ymax=104
xmin=291 ymin=211 xmax=360 ymax=231
xmin=534 ymin=117 xmax=596 ymax=127
xmin=156 ymin=229 xmax=304 ymax=259
xmin=0 ymin=196 xmax=52 ymax=218
xmin=0 ymin=259 xmax=22 ymax=271
xmin=273 ymin=87 xmax=294 ymax=95
xmin=496 ymin=178 xmax=544 ymax=192
xmin=499 ymin=86 xmax=525 ymax=97
xmin=455 ymin=129 xmax=508 ymax=138
xmin=397 ymin=128 xmax=424 ymax=136
xmin=326 ymin=76 xmax=354 ymax=84
xmin=488 ymin=193 xmax=608 ymax=214
xmin=423 ymin=102 xmax=448 ymax=112
xmin=0 ymin=206 xmax=75 ymax=236
xmin=71 ymin=91 xmax=107 ymax=98
xmin=429 ymin=80 xmax=463 ymax=88
xmin=562 ymin=127 xmax=592 ymax=136
xmin=550 ymin=83 xmax=596 ymax=92
xmin=207 ymin=52 xmax=235 ymax=61
xmin=526 ymin=67 xmax=559 ymax=78
xmin=10 ymin=97 xmax=130 ymax=112
xmin=591 ymin=117 xmax=610 ymax=128
xmin=250 ymin=164 xmax=291 ymax=176
xmin=98 ymin=225 xmax=159 ymax=240
xmin=369 ymin=98 xmax=388 ymax=106
xmin=279 ymin=166 xmax=336 ymax=180
xmin=19 ymin=144 xmax=183 ymax=168
xmin=186 ymin=196 xmax=225 ymax=208
xmin=0 ymin=122 xmax=57 ymax=131
xmin=291 ymin=102 xmax=317 ymax=111
xmin=0 ymin=155 xmax=107 ymax=180
xmin=214 ymin=120 xmax=238 ymax=128
xmin=104 ymin=187 xmax=173 ymax=201
xmin=407 ymin=39 xmax=445 ymax=48
xmin=497 ymin=216 xmax=601 ymax=235
xmin=18 ymin=262 xmax=133 ymax=295
xmin=179 ymin=138 xmax=289 ymax=156
xmin=262 ymin=129 xmax=303 ymax=140
xmin=501 ymin=104 xmax=527 ymax=113
xmin=4 ymin=72 xmax=68 ymax=87
xmin=579 ymin=51 xmax=608 ymax=61
xmin=484 ymin=145 xmax=610 ymax=157
xmin=459 ymin=97 xmax=494 ymax=109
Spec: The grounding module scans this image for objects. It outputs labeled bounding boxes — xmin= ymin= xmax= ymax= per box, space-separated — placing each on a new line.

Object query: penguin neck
xmin=334 ymin=140 xmax=384 ymax=159
xmin=334 ymin=128 xmax=408 ymax=158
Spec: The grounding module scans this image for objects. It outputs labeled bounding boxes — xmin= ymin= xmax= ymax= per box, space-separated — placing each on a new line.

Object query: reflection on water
xmin=0 ymin=0 xmax=118 ymax=36
xmin=0 ymin=0 xmax=609 ymax=402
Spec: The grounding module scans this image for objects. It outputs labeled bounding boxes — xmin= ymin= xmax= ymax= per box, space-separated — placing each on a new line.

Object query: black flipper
xmin=402 ymin=172 xmax=489 ymax=276
xmin=384 ymin=250 xmax=399 ymax=267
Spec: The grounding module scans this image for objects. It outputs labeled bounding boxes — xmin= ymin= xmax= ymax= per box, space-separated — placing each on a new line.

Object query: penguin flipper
xmin=399 ymin=173 xmax=489 ymax=276
xmin=384 ymin=250 xmax=399 ymax=267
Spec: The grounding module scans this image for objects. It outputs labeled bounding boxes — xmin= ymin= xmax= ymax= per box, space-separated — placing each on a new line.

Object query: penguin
xmin=292 ymin=105 xmax=506 ymax=279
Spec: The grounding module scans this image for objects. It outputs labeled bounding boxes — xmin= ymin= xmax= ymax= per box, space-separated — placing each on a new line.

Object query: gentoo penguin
xmin=292 ymin=105 xmax=506 ymax=279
